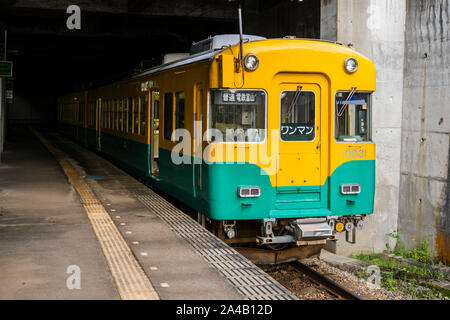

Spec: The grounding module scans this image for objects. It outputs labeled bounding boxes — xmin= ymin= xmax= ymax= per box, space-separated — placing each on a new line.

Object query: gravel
xmin=260 ymin=257 xmax=411 ymax=300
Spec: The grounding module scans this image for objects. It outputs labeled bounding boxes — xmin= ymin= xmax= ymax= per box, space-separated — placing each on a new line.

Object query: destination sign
xmin=221 ymin=91 xmax=256 ymax=104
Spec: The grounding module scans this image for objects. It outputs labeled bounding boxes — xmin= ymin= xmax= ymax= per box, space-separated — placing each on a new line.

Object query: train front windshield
xmin=335 ymin=92 xmax=372 ymax=142
xmin=209 ymin=90 xmax=266 ymax=143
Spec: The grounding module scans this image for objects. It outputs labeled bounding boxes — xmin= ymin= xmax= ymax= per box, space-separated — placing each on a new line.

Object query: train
xmin=57 ymin=34 xmax=376 ymax=263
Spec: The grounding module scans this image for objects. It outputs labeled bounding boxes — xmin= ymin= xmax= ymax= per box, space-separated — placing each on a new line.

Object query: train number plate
xmin=343 ymin=149 xmax=367 ymax=159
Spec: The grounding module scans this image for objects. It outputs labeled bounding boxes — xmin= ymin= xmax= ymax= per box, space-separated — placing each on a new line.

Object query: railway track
xmin=288 ymin=261 xmax=362 ymax=300
xmin=154 ymin=189 xmax=362 ymax=300
xmin=139 ymin=182 xmax=362 ymax=300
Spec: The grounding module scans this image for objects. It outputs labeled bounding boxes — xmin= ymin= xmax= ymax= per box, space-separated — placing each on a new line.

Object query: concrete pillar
xmin=399 ymin=0 xmax=450 ymax=264
xmin=320 ymin=0 xmax=337 ymax=41
xmin=321 ymin=0 xmax=407 ymax=255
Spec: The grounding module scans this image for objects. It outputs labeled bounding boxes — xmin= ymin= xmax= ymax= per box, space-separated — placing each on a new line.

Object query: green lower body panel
xmin=59 ymin=125 xmax=375 ymax=222
xmin=204 ymin=161 xmax=374 ymax=220
xmin=158 ymin=149 xmax=375 ymax=221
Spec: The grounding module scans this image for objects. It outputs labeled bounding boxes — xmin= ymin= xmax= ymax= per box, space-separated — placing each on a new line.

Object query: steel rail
xmin=290 ymin=261 xmax=363 ymax=300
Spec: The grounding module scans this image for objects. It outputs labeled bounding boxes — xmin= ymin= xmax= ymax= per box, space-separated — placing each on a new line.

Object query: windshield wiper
xmin=287 ymin=85 xmax=303 ymax=120
xmin=338 ymin=87 xmax=357 ymax=117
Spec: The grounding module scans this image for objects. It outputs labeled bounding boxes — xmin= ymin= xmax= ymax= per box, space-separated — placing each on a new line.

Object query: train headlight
xmin=344 ymin=58 xmax=358 ymax=73
xmin=341 ymin=184 xmax=361 ymax=195
xmin=244 ymin=54 xmax=259 ymax=71
xmin=238 ymin=187 xmax=261 ymax=198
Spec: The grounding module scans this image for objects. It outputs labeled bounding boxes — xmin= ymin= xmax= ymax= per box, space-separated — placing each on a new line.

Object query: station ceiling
xmin=0 ymin=0 xmax=320 ymax=96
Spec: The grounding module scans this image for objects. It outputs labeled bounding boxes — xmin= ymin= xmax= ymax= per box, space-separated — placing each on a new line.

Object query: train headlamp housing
xmin=238 ymin=187 xmax=261 ymax=198
xmin=344 ymin=58 xmax=358 ymax=73
xmin=244 ymin=54 xmax=259 ymax=71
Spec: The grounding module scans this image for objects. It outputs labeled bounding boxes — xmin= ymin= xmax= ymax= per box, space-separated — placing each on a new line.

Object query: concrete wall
xmin=399 ymin=0 xmax=450 ymax=264
xmin=245 ymin=0 xmax=320 ymax=39
xmin=321 ymin=0 xmax=407 ymax=255
xmin=320 ymin=0 xmax=337 ymax=41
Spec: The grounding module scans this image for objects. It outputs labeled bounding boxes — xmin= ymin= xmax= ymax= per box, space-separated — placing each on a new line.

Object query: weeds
xmin=351 ymin=231 xmax=449 ymax=300
xmin=385 ymin=230 xmax=436 ymax=264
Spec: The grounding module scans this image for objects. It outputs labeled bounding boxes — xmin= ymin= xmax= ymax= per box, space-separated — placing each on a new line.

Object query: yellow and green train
xmin=58 ymin=34 xmax=376 ymax=252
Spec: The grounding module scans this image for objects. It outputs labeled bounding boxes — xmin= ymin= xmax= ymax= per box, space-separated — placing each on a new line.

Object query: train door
xmin=193 ymin=83 xmax=203 ymax=198
xmin=149 ymin=89 xmax=160 ymax=177
xmin=96 ymin=98 xmax=102 ymax=151
xmin=276 ymin=83 xmax=322 ymax=208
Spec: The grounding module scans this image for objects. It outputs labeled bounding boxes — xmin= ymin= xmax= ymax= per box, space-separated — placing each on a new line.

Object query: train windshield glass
xmin=280 ymin=91 xmax=316 ymax=142
xmin=209 ymin=90 xmax=266 ymax=143
xmin=335 ymin=92 xmax=372 ymax=142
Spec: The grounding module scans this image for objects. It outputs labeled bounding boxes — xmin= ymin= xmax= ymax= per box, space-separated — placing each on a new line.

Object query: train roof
xmin=133 ymin=34 xmax=266 ymax=79
xmin=132 ymin=34 xmax=351 ymax=80
xmin=62 ymin=35 xmax=354 ymax=95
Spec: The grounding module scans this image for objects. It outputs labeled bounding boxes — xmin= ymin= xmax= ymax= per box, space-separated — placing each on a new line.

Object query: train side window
xmin=105 ymin=100 xmax=108 ymax=128
xmin=163 ymin=92 xmax=173 ymax=141
xmin=175 ymin=92 xmax=185 ymax=130
xmin=116 ymin=99 xmax=120 ymax=130
xmin=106 ymin=100 xmax=109 ymax=128
xmin=107 ymin=100 xmax=111 ymax=129
xmin=140 ymin=95 xmax=147 ymax=136
xmin=83 ymin=102 xmax=86 ymax=125
xmin=335 ymin=92 xmax=372 ymax=142
xmin=92 ymin=102 xmax=96 ymax=126
xmin=150 ymin=89 xmax=160 ymax=177
xmin=123 ymin=98 xmax=128 ymax=132
xmin=281 ymin=91 xmax=316 ymax=142
xmin=118 ymin=99 xmax=122 ymax=131
xmin=117 ymin=99 xmax=120 ymax=130
xmin=101 ymin=102 xmax=103 ymax=128
xmin=128 ymin=97 xmax=133 ymax=133
xmin=103 ymin=101 xmax=107 ymax=128
xmin=79 ymin=102 xmax=82 ymax=124
xmin=134 ymin=97 xmax=139 ymax=135
xmin=77 ymin=102 xmax=81 ymax=123
xmin=86 ymin=103 xmax=89 ymax=125
xmin=88 ymin=102 xmax=92 ymax=126
xmin=109 ymin=100 xmax=113 ymax=129
xmin=111 ymin=100 xmax=114 ymax=129
xmin=113 ymin=99 xmax=117 ymax=130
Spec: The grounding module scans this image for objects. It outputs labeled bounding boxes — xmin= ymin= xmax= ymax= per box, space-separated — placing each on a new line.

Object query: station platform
xmin=0 ymin=127 xmax=296 ymax=300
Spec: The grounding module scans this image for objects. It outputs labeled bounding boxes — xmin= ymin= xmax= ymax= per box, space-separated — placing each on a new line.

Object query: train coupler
xmin=256 ymin=218 xmax=333 ymax=246
xmin=291 ymin=218 xmax=334 ymax=241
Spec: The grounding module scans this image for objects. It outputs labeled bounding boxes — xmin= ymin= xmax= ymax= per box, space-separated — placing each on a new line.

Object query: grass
xmin=350 ymin=231 xmax=448 ymax=300
xmin=385 ymin=230 xmax=436 ymax=264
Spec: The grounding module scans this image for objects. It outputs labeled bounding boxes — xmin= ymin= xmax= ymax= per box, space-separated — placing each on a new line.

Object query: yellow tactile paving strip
xmin=32 ymin=129 xmax=159 ymax=300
